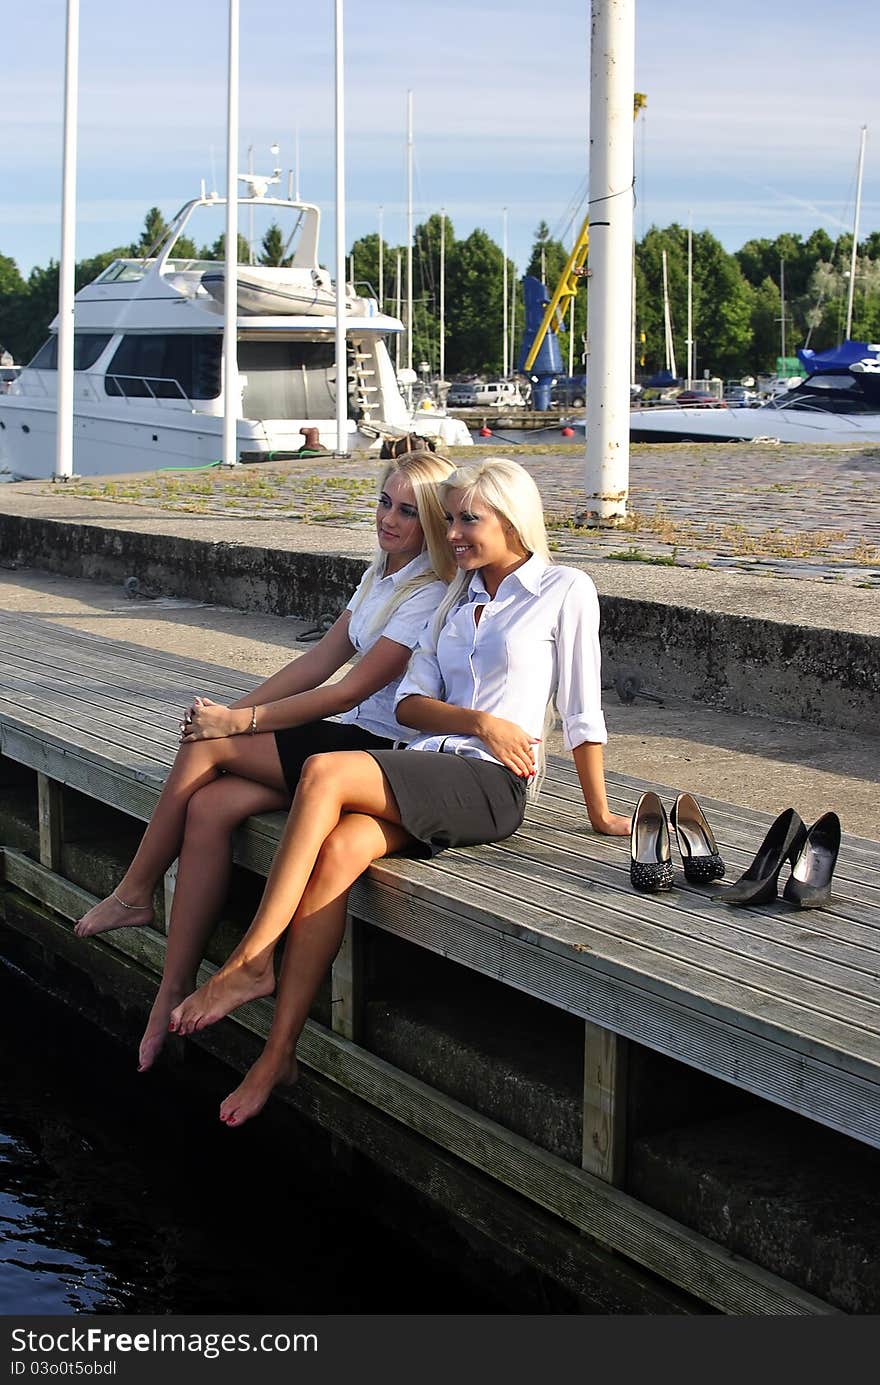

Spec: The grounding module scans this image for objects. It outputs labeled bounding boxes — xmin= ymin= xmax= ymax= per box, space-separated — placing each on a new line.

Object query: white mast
xmin=334 ymin=0 xmax=348 ymax=454
xmin=630 ymin=263 xmax=636 ymax=386
xmin=221 ymin=0 xmax=240 ymax=469
xmin=686 ymin=213 xmax=693 ymax=386
xmin=661 ymin=248 xmax=676 ymax=377
xmin=510 ymin=268 xmax=517 ymax=377
xmin=378 ymin=204 xmax=384 ymax=310
xmin=395 ymin=250 xmax=402 ymax=373
xmin=502 ymin=207 xmax=509 ymax=379
xmin=247 ymin=144 xmax=255 ymax=264
xmin=406 ymin=90 xmax=414 ymax=376
xmin=584 ymin=0 xmax=635 ymax=524
xmin=845 ymin=124 xmax=868 ymax=341
xmin=780 ymin=257 xmax=786 ymax=360
xmin=294 ymin=121 xmax=301 ymax=201
xmin=439 ymin=207 xmax=446 ymax=387
xmin=55 ymin=0 xmax=80 ymax=481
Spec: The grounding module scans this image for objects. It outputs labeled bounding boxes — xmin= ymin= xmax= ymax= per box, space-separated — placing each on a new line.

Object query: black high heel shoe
xmin=630 ymin=791 xmax=674 ymax=892
xmin=722 ymin=807 xmax=806 ymax=906
xmin=670 ymin=793 xmax=725 ymax=884
xmin=783 ymin=812 xmax=841 ymax=909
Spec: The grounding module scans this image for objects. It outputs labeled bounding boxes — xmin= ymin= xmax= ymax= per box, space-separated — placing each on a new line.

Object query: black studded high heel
xmin=670 ymin=793 xmax=725 ymax=885
xmin=783 ymin=812 xmax=841 ymax=909
xmin=630 ymin=791 xmax=674 ymax=892
xmin=721 ymin=808 xmax=806 ymax=907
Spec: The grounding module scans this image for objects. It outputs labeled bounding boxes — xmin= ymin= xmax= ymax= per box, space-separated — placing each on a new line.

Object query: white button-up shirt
xmin=394 ymin=554 xmax=607 ymax=761
xmin=336 ymin=551 xmax=448 ymax=742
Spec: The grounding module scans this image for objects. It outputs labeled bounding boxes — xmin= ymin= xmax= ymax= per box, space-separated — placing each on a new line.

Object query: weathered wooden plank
xmin=582 ymin=1021 xmax=628 ymax=1187
xmin=0 ymin=855 xmax=838 ymax=1316
xmin=37 ymin=772 xmax=63 ymax=872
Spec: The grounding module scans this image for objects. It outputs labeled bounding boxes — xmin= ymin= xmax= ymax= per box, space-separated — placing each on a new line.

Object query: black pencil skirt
xmin=366 ymin=748 xmax=528 ymax=858
xmin=274 ymin=720 xmax=394 ymax=798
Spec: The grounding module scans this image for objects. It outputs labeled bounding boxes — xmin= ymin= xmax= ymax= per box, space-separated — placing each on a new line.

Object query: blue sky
xmin=3 ymin=0 xmax=878 ymax=277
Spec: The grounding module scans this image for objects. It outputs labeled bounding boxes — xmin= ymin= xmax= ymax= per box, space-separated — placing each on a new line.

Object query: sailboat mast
xmin=845 ymin=124 xmax=868 ymax=341
xmin=378 ymin=204 xmax=384 ymax=311
xmin=502 ymin=207 xmax=509 ymax=378
xmin=686 ymin=214 xmax=693 ymax=386
xmin=439 ymin=208 xmax=446 ymax=387
xmin=406 ymin=90 xmax=413 ymax=375
xmin=780 ymin=257 xmax=786 ymax=360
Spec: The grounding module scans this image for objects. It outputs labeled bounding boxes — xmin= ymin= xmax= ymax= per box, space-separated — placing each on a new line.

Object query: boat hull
xmin=629 ymin=405 xmax=880 ymax=445
xmin=0 ymin=396 xmax=366 ymax=479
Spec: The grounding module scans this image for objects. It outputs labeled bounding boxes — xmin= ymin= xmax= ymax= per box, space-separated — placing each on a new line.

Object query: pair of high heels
xmin=630 ymin=792 xmax=724 ymax=893
xmin=722 ymin=808 xmax=841 ymax=909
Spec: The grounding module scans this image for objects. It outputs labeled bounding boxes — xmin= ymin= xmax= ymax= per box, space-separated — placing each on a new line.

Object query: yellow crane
xmin=523 ymin=92 xmax=646 ymax=374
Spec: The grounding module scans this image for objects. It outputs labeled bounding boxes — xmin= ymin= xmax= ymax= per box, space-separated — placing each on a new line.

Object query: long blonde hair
xmin=418 ymin=457 xmax=555 ymax=797
xmin=348 ymin=449 xmax=457 ymax=641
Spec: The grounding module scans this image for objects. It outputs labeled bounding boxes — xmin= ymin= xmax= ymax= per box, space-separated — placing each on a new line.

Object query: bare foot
xmin=137 ymin=987 xmax=189 ymax=1072
xmin=75 ymin=891 xmax=153 ymax=938
xmin=168 ymin=957 xmax=275 ymax=1035
xmin=220 ymin=1050 xmax=299 ymax=1127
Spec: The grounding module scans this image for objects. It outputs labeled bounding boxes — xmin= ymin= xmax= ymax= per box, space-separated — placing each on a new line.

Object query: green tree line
xmin=2 ymin=205 xmax=879 ymax=378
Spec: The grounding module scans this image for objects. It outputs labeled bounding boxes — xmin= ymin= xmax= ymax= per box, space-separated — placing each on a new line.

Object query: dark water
xmin=0 ymin=961 xmax=511 ymax=1315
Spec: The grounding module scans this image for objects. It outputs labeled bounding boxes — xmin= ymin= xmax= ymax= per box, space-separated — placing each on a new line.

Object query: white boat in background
xmin=629 ymin=343 xmax=880 ymax=445
xmin=0 ymin=189 xmax=439 ymax=480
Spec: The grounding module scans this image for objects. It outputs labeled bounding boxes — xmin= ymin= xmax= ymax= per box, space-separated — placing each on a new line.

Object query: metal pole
xmin=406 ymin=90 xmax=413 ymax=375
xmin=247 ymin=144 xmax=254 ymax=264
xmin=221 ymin=0 xmax=240 ymax=468
xmin=686 ymin=213 xmax=693 ymax=386
xmin=780 ymin=258 xmax=786 ymax=360
xmin=510 ymin=263 xmax=517 ymax=377
xmin=846 ymin=125 xmax=868 ymax=341
xmin=56 ymin=0 xmax=79 ymax=481
xmin=439 ymin=207 xmax=446 ymax=387
xmin=295 ymin=121 xmax=301 ymax=200
xmin=334 ymin=0 xmax=348 ymax=454
xmin=584 ymin=0 xmax=635 ymax=525
xmin=395 ymin=250 xmax=402 ymax=374
xmin=378 ymin=204 xmax=384 ymax=310
xmin=502 ymin=207 xmax=508 ymax=379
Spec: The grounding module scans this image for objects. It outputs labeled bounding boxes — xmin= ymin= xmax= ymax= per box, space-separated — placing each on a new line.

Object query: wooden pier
xmin=2 ymin=611 xmax=879 ymax=1313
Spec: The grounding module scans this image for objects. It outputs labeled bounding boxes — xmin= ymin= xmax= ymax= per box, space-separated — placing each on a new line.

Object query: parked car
xmin=551 ymin=375 xmax=587 ymax=408
xmin=675 ymin=390 xmax=725 ymax=408
xmin=722 ymin=387 xmax=758 ymax=407
xmin=472 ymin=380 xmax=527 ymax=407
xmin=445 ymin=381 xmax=478 ymax=407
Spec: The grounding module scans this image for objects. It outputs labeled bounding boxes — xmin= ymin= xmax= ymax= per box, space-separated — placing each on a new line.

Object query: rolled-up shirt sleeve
xmin=394 ymin=626 xmax=445 ymax=708
xmin=381 ymin=580 xmax=447 ymax=650
xmin=554 ymin=571 xmax=607 ymax=748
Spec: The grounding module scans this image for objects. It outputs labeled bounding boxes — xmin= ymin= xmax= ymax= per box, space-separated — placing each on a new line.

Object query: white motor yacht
xmin=629 ymin=343 xmax=880 ymax=445
xmin=0 ymin=189 xmax=420 ymax=479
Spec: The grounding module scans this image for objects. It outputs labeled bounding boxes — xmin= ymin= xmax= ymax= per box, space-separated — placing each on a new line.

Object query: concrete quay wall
xmin=1 ymin=510 xmax=877 ymax=737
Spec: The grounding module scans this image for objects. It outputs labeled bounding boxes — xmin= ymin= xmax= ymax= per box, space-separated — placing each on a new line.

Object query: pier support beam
xmin=582 ymin=1020 xmax=628 ymax=1186
xmin=37 ymin=773 xmax=64 ymax=873
xmin=331 ymin=913 xmax=366 ymax=1043
xmin=582 ymin=0 xmax=635 ymax=525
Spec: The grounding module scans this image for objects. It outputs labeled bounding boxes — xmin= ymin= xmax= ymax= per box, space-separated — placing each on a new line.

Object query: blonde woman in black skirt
xmin=75 ymin=449 xmax=456 ymax=1071
xmin=170 ymin=457 xmax=630 ymax=1124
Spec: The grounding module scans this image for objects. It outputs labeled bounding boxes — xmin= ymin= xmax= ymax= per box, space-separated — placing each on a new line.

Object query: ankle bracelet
xmin=112 ymin=890 xmax=145 ymax=911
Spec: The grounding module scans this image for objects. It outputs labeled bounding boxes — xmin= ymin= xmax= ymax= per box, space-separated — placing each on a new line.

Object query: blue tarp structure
xmin=797 ymin=340 xmax=880 ymax=374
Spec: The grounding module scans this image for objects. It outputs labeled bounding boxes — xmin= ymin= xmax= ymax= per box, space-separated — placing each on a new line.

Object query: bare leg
xmin=75 ymin=733 xmax=288 ymax=938
xmin=220 ymin=812 xmax=412 ymax=1126
xmin=138 ymin=774 xmax=289 ymax=1071
xmin=170 ymin=751 xmax=403 ymax=1033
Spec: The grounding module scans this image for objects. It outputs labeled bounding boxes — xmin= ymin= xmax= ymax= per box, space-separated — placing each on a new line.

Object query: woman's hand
xmin=474 ymin=713 xmax=539 ymax=779
xmin=179 ymin=697 xmax=251 ymax=742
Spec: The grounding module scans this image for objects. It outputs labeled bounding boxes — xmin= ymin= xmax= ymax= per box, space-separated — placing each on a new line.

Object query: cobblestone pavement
xmin=34 ymin=440 xmax=880 ymax=588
